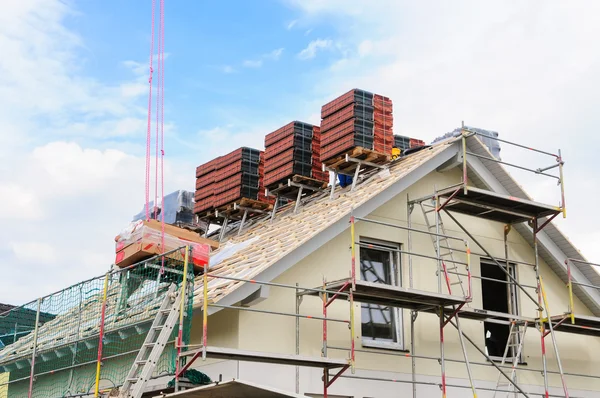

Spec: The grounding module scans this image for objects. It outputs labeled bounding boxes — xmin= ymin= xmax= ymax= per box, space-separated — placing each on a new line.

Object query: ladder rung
xmin=127 ymin=378 xmax=139 ymax=382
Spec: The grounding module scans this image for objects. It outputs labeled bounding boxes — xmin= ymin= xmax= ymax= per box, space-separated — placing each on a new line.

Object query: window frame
xmin=359 ymin=237 xmax=404 ymax=350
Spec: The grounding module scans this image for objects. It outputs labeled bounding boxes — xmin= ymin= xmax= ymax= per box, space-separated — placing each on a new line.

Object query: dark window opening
xmin=481 ymin=260 xmax=518 ymax=359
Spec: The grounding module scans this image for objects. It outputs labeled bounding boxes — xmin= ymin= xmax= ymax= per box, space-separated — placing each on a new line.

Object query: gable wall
xmin=194 ymin=167 xmax=600 ymax=396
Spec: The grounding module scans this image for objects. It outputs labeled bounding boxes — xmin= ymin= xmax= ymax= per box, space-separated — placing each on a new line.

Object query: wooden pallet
xmin=215 ymin=198 xmax=273 ymax=219
xmin=267 ymin=174 xmax=327 ymax=198
xmin=323 ymin=147 xmax=390 ymax=174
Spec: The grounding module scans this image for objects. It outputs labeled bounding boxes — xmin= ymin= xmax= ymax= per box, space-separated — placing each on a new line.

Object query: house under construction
xmin=2 ymin=130 xmax=600 ymax=398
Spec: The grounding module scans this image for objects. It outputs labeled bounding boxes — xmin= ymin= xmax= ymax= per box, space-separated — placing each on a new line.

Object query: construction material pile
xmin=264 ymin=121 xmax=326 ymax=188
xmin=320 ymin=89 xmax=394 ymax=162
xmin=311 ymin=126 xmax=328 ymax=182
xmin=133 ymin=190 xmax=195 ymax=225
xmin=194 ymin=147 xmax=261 ymax=214
xmin=394 ymin=135 xmax=426 ymax=152
xmin=114 ymin=219 xmax=215 ymax=273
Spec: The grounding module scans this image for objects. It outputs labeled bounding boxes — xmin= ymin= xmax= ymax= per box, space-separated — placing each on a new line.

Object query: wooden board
xmin=323 ymin=146 xmax=390 ymax=173
xmin=143 ymin=219 xmax=219 ymax=249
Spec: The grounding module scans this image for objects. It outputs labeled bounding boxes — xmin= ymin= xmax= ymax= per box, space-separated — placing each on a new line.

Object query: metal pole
xmin=323 ymin=277 xmax=328 ymax=398
xmin=175 ymin=246 xmax=190 ymax=389
xmin=435 ymin=191 xmax=442 ymax=294
xmin=407 ymin=198 xmax=414 ymax=289
xmin=558 ymin=149 xmax=566 ymax=218
xmin=439 ymin=307 xmax=447 ymax=398
xmin=566 ymin=260 xmax=575 ymax=324
xmin=27 ymin=298 xmax=41 ymax=398
xmin=442 ymin=209 xmax=540 ymax=309
xmin=349 ymin=289 xmax=355 ymax=374
xmin=534 ymin=220 xmax=550 ymax=398
xmin=202 ymin=259 xmax=208 ymax=360
xmin=350 ymin=216 xmax=356 ymax=290
xmin=94 ymin=273 xmax=110 ymax=397
xmin=411 ymin=311 xmax=417 ymax=398
xmin=295 ymin=283 xmax=300 ymax=394
xmin=539 ymin=276 xmax=570 ymax=397
xmin=322 ymin=277 xmax=327 ymax=358
xmin=462 ymin=131 xmax=468 ymax=195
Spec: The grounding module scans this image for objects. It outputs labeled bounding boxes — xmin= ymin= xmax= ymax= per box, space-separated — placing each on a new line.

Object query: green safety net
xmin=0 ymin=247 xmax=195 ymax=398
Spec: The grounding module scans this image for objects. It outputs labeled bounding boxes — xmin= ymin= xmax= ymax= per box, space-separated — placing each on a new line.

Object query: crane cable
xmin=145 ymin=0 xmax=166 ymax=273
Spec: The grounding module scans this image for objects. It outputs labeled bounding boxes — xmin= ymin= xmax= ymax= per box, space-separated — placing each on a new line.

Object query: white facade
xmin=187 ymin=168 xmax=600 ymax=397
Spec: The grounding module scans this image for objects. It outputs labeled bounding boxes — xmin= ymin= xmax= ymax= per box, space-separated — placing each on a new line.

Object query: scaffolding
xmin=0 ymin=247 xmax=194 ymax=398
xmin=5 ymin=132 xmax=600 ymax=397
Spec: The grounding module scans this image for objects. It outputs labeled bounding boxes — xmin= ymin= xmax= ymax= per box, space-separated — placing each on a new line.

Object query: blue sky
xmin=1 ymin=0 xmax=600 ymax=304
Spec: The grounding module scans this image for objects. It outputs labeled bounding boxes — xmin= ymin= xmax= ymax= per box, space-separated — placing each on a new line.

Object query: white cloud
xmin=266 ymin=47 xmax=284 ymax=60
xmin=291 ymin=1 xmax=600 ymax=263
xmin=297 ymin=39 xmax=332 ymax=60
xmin=222 ymin=65 xmax=236 ymax=74
xmin=286 ymin=19 xmax=298 ymax=30
xmin=0 ymin=1 xmax=194 ymax=304
xmin=9 ymin=242 xmax=57 ymax=265
xmin=242 ymin=48 xmax=285 ymax=68
xmin=243 ymin=59 xmax=263 ymax=68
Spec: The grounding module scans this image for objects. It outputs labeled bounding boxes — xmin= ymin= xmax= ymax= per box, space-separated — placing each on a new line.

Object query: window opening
xmin=481 ymin=259 xmax=519 ymax=360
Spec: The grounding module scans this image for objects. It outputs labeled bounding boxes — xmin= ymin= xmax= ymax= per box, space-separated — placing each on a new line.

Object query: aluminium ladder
xmin=119 ymin=283 xmax=182 ymax=398
xmin=419 ymin=200 xmax=468 ymax=298
xmin=493 ymin=321 xmax=528 ymax=398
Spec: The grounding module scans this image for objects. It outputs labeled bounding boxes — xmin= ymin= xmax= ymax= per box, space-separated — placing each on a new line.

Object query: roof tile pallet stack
xmin=320 ymin=88 xmax=394 ymax=162
xmin=264 ymin=121 xmax=319 ymax=188
xmin=394 ymin=135 xmax=426 ymax=152
xmin=194 ymin=147 xmax=261 ymax=215
xmin=257 ymin=151 xmax=275 ymax=205
xmin=311 ymin=126 xmax=329 ymax=182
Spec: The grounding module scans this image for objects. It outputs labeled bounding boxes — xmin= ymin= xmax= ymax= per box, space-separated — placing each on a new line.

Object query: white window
xmin=359 ymin=239 xmax=403 ymax=350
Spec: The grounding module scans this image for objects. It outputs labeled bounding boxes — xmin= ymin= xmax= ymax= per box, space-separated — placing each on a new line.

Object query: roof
xmin=161 ymin=379 xmax=307 ymax=397
xmin=193 ymin=140 xmax=459 ymax=308
xmin=197 ymin=134 xmax=600 ymax=318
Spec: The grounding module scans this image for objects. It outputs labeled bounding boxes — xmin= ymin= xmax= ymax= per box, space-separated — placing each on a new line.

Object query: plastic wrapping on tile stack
xmin=264 ymin=121 xmax=315 ymax=188
xmin=194 ymin=147 xmax=261 ymax=214
xmin=133 ymin=190 xmax=195 ymax=225
xmin=114 ymin=220 xmax=210 ymax=271
xmin=311 ymin=126 xmax=329 ymax=182
xmin=320 ymin=88 xmax=394 ymax=162
xmin=257 ymin=151 xmax=275 ymax=205
xmin=394 ymin=135 xmax=426 ymax=152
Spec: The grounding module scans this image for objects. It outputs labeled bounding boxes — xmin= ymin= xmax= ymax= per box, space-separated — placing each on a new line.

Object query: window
xmin=480 ymin=260 xmax=520 ymax=361
xmin=360 ymin=239 xmax=403 ymax=349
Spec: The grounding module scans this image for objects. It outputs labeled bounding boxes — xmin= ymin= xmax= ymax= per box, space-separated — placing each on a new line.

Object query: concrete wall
xmin=190 ymin=168 xmax=600 ymax=397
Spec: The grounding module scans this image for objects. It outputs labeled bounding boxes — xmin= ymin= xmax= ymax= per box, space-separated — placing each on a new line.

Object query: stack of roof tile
xmin=393 ymin=135 xmax=426 ymax=152
xmin=311 ymin=126 xmax=329 ymax=183
xmin=264 ymin=121 xmax=315 ymax=188
xmin=320 ymin=89 xmax=394 ymax=162
xmin=257 ymin=151 xmax=275 ymax=205
xmin=194 ymin=147 xmax=261 ymax=215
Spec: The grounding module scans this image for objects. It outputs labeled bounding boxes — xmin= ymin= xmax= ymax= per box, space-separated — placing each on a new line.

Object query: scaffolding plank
xmin=179 ymin=346 xmax=347 ymax=369
xmin=437 ymin=185 xmax=562 ymax=224
xmin=314 ymin=279 xmax=467 ymax=309
xmin=453 ymin=307 xmax=535 ymax=323
xmin=539 ymin=314 xmax=600 ymax=337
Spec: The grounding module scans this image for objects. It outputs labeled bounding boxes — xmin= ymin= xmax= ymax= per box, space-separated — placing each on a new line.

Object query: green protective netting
xmin=166 ymin=369 xmax=211 ymax=388
xmin=0 ymin=247 xmax=195 ymax=398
